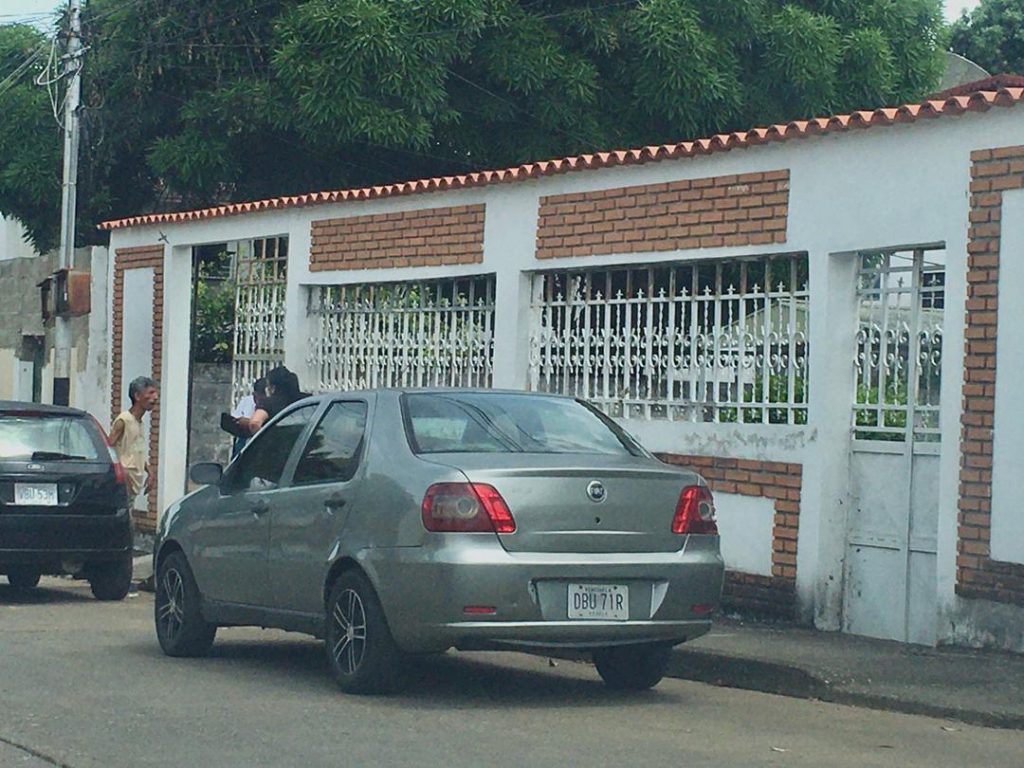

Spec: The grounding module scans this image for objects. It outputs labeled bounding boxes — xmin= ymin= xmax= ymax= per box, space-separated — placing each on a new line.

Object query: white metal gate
xmin=845 ymin=247 xmax=944 ymax=644
xmin=307 ymin=276 xmax=495 ymax=392
xmin=232 ymin=237 xmax=288 ymax=403
xmin=527 ymin=257 xmax=809 ymax=423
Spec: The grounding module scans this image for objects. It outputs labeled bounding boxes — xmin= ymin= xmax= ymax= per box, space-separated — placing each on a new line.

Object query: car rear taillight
xmin=672 ymin=485 xmax=718 ymax=535
xmin=422 ymin=483 xmax=516 ymax=534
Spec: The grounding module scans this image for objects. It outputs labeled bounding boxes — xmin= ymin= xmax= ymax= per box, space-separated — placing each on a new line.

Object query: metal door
xmin=845 ymin=247 xmax=944 ymax=644
xmin=232 ymin=237 xmax=288 ymax=404
xmin=189 ymin=403 xmax=317 ymax=606
xmin=268 ymin=399 xmax=369 ymax=615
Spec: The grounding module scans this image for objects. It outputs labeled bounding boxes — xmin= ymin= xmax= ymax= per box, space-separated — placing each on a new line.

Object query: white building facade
xmin=101 ymin=86 xmax=1024 ymax=651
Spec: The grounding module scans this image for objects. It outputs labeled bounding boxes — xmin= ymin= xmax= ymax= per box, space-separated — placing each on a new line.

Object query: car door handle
xmin=250 ymin=499 xmax=270 ymax=517
xmin=324 ymin=495 xmax=347 ymax=512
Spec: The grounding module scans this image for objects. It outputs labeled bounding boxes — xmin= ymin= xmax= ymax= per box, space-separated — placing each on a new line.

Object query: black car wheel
xmin=593 ymin=643 xmax=672 ymax=690
xmin=6 ymin=568 xmax=41 ymax=589
xmin=155 ymin=551 xmax=216 ymax=657
xmin=325 ymin=570 xmax=404 ymax=694
xmin=87 ymin=557 xmax=133 ymax=601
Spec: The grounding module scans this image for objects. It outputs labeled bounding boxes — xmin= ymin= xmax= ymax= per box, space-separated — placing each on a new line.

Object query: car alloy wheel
xmin=330 ymin=588 xmax=367 ymax=675
xmin=154 ymin=551 xmax=216 ymax=658
xmin=157 ymin=566 xmax=186 ymax=643
xmin=325 ymin=570 xmax=404 ymax=694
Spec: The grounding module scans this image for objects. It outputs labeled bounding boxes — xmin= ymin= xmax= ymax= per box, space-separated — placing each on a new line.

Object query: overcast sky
xmin=0 ymin=0 xmax=987 ymax=30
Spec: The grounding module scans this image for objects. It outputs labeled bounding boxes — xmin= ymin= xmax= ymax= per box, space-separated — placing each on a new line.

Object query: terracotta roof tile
xmin=99 ymin=86 xmax=1024 ymax=232
xmin=935 ymin=74 xmax=1024 ymax=99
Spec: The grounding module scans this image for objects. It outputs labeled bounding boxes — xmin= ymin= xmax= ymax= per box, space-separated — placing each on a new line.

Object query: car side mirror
xmin=190 ymin=462 xmax=223 ymax=486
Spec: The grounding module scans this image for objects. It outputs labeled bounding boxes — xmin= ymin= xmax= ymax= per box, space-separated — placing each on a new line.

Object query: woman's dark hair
xmin=266 ymin=366 xmax=302 ymax=404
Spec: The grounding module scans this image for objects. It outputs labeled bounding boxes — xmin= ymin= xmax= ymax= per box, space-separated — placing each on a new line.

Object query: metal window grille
xmin=308 ymin=275 xmax=495 ymax=392
xmin=528 ymin=255 xmax=809 ymax=423
xmin=853 ymin=247 xmax=944 ymax=442
xmin=232 ymin=237 xmax=288 ymax=404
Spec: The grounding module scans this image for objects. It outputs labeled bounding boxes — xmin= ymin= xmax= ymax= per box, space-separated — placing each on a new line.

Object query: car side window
xmin=224 ymin=405 xmax=316 ymax=493
xmin=292 ymin=401 xmax=368 ymax=485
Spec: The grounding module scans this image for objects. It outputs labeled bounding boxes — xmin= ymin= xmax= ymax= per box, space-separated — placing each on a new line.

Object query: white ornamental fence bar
xmin=528 ymin=255 xmax=809 ymax=423
xmin=232 ymin=236 xmax=288 ymax=404
xmin=853 ymin=247 xmax=944 ymax=443
xmin=308 ymin=275 xmax=496 ymax=392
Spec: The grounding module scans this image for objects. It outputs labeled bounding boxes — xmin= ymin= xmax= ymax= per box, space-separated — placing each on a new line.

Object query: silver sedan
xmin=153 ymin=389 xmax=724 ymax=693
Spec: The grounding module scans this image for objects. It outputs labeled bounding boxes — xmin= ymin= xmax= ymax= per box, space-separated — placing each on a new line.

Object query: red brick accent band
xmin=535 ymin=170 xmax=789 ymax=259
xmin=957 ymin=145 xmax=1024 ymax=606
xmin=658 ymin=453 xmax=802 ymax=618
xmin=310 ymin=204 xmax=485 ymax=271
xmin=111 ymin=245 xmax=164 ymax=532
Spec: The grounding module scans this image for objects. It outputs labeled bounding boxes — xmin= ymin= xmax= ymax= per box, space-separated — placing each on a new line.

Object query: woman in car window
xmin=235 ymin=366 xmax=306 ymax=436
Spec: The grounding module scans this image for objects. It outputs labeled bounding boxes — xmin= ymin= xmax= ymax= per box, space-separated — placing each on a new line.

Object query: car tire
xmin=154 ymin=551 xmax=216 ymax=657
xmin=87 ymin=557 xmax=133 ymax=601
xmin=325 ymin=570 xmax=404 ymax=694
xmin=593 ymin=643 xmax=672 ymax=690
xmin=6 ymin=568 xmax=41 ymax=589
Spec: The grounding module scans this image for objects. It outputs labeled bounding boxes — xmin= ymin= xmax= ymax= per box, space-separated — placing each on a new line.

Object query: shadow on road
xmin=123 ymin=633 xmax=685 ymax=710
xmin=393 ymin=654 xmax=682 ymax=710
xmin=0 ymin=583 xmax=93 ymax=605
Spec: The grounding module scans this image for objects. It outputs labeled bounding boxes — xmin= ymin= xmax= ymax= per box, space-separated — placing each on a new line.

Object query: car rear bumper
xmin=359 ymin=535 xmax=725 ymax=653
xmin=442 ymin=618 xmax=713 ymax=651
xmin=0 ymin=508 xmax=132 ymax=572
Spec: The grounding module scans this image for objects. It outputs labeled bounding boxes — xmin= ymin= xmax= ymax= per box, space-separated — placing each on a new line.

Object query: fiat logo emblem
xmin=26 ymin=463 xmax=44 ymax=471
xmin=586 ymin=481 xmax=606 ymax=503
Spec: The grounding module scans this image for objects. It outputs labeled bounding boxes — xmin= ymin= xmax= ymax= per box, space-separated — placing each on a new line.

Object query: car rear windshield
xmin=0 ymin=413 xmax=107 ymax=461
xmin=402 ymin=392 xmax=644 ymax=456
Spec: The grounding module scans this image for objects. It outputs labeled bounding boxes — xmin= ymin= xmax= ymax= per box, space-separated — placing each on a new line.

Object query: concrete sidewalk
xmin=668 ymin=617 xmax=1024 ymax=730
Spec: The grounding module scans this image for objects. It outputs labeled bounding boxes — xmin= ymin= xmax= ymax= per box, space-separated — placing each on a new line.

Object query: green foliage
xmin=853 ymin=380 xmax=907 ymax=441
xmin=192 ymin=252 xmax=236 ymax=363
xmin=0 ymin=25 xmax=63 ymax=252
xmin=718 ymin=370 xmax=807 ymax=425
xmin=0 ymin=1 xmax=948 ymax=249
xmin=949 ymin=0 xmax=1024 ymax=76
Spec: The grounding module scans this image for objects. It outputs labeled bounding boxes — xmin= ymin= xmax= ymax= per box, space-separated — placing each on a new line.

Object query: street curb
xmin=667 ymin=649 xmax=1024 ymax=731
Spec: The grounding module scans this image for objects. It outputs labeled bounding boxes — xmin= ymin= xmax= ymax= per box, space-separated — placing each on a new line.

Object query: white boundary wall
xmin=107 ymin=105 xmax=1024 ymax=648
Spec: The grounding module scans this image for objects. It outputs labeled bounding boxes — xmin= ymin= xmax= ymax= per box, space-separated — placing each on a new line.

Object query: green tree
xmin=949 ymin=0 xmax=1024 ymax=76
xmin=0 ymin=1 xmax=947 ymax=252
xmin=0 ymin=24 xmax=63 ymax=252
xmin=192 ymin=249 xmax=236 ymax=363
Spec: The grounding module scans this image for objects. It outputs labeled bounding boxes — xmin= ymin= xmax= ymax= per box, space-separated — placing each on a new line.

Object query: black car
xmin=0 ymin=401 xmax=133 ymax=600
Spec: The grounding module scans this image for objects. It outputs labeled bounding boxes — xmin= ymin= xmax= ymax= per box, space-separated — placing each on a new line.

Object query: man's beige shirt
xmin=112 ymin=411 xmax=145 ymax=499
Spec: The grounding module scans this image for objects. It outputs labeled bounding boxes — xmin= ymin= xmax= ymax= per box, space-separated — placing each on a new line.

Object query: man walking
xmin=109 ymin=376 xmax=159 ymax=508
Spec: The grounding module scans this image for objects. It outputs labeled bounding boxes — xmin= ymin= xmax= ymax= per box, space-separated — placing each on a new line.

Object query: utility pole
xmin=53 ymin=0 xmax=83 ymax=406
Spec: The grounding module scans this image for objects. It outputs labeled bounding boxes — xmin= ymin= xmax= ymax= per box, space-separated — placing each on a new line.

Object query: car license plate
xmin=567 ymin=583 xmax=629 ymax=621
xmin=14 ymin=483 xmax=58 ymax=506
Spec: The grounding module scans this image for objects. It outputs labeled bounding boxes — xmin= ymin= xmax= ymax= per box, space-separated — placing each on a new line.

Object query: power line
xmin=0 ymin=40 xmax=49 ymax=99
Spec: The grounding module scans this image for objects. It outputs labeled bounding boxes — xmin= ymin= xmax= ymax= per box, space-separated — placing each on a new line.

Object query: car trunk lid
xmin=424 ymin=453 xmax=700 ymax=553
xmin=0 ymin=460 xmax=126 ymax=515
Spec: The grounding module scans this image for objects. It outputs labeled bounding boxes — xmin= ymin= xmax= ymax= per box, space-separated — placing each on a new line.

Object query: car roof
xmin=311 ymin=388 xmax=574 ymax=399
xmin=272 ymin=388 xmax=575 ymax=421
xmin=0 ymin=400 xmax=93 ymax=417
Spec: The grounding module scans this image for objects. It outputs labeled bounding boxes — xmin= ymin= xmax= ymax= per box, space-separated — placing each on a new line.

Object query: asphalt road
xmin=1 ymin=578 xmax=1020 ymax=768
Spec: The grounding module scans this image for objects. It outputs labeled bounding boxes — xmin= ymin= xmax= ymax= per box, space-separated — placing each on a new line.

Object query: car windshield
xmin=403 ymin=392 xmax=644 ymax=456
xmin=0 ymin=413 xmax=106 ymax=461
